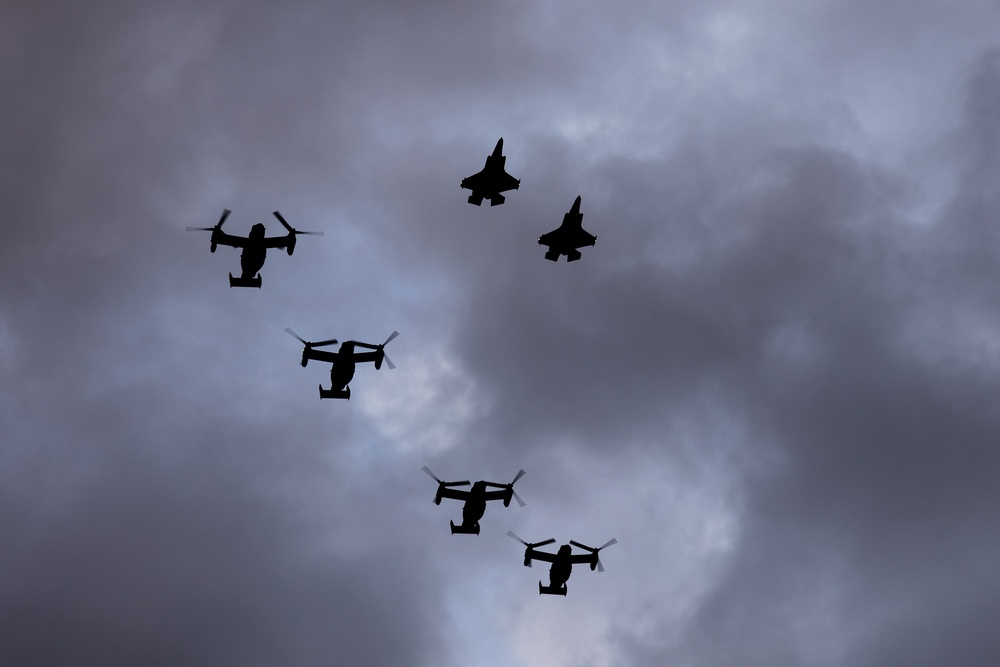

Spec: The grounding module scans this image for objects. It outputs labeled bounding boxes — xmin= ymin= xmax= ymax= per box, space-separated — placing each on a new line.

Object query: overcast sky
xmin=3 ymin=1 xmax=1000 ymax=666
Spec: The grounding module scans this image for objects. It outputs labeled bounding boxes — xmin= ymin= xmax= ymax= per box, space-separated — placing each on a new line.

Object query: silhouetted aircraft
xmin=461 ymin=138 xmax=520 ymax=206
xmin=422 ymin=467 xmax=525 ymax=534
xmin=285 ymin=328 xmax=398 ymax=399
xmin=507 ymin=532 xmax=617 ymax=596
xmin=538 ymin=196 xmax=596 ymax=261
xmin=187 ymin=209 xmax=322 ymax=288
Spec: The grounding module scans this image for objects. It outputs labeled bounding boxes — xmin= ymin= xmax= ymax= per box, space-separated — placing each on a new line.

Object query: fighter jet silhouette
xmin=461 ymin=138 xmax=520 ymax=206
xmin=538 ymin=196 xmax=596 ymax=261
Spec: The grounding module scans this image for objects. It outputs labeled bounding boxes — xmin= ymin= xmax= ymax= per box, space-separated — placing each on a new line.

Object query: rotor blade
xmin=510 ymin=469 xmax=526 ymax=485
xmin=420 ymin=467 xmax=468 ymax=486
xmin=511 ymin=490 xmax=526 ymax=507
xmin=382 ymin=353 xmax=396 ymax=370
xmin=598 ymin=538 xmax=618 ymax=551
xmin=507 ymin=533 xmax=555 ymax=550
xmin=285 ymin=328 xmax=337 ymax=348
xmin=185 ymin=226 xmax=216 ymax=232
xmin=597 ymin=559 xmax=605 ymax=573
xmin=284 ymin=327 xmax=307 ymax=344
xmin=383 ymin=331 xmax=400 ymax=346
xmin=273 ymin=211 xmax=323 ymax=236
xmin=272 ymin=211 xmax=293 ymax=233
xmin=218 ymin=208 xmax=232 ymax=227
xmin=506 ymin=531 xmax=528 ymax=546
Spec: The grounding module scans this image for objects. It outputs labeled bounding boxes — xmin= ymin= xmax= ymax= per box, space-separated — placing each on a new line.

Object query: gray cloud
xmin=3 ymin=2 xmax=1000 ymax=666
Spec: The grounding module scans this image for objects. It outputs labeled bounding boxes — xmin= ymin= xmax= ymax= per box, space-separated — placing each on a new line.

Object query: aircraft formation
xmin=460 ymin=138 xmax=598 ymax=261
xmin=421 ymin=466 xmax=616 ymax=595
xmin=189 ymin=138 xmax=597 ymax=290
xmin=188 ymin=139 xmax=613 ymax=592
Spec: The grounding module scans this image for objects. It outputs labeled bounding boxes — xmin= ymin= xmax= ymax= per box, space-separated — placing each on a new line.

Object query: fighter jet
xmin=538 ymin=196 xmax=596 ymax=261
xmin=461 ymin=138 xmax=520 ymax=206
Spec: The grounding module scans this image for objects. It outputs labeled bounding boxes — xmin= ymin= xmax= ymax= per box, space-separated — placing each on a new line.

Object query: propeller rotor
xmin=421 ymin=466 xmax=470 ymax=488
xmin=284 ymin=327 xmax=338 ymax=348
xmin=186 ymin=208 xmax=231 ymax=233
xmin=273 ymin=211 xmax=324 ymax=237
xmin=506 ymin=531 xmax=556 ymax=550
xmin=376 ymin=331 xmax=399 ymax=370
xmin=569 ymin=538 xmax=618 ymax=572
xmin=484 ymin=469 xmax=526 ymax=507
xmin=507 ymin=531 xmax=556 ymax=567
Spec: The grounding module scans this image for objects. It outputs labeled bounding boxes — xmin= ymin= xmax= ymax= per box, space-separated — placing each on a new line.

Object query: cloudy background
xmin=3 ymin=1 xmax=1000 ymax=665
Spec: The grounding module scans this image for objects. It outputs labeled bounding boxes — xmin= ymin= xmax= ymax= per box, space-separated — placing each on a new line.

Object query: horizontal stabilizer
xmin=229 ymin=273 xmax=262 ymax=288
xmin=450 ymin=521 xmax=481 ymax=535
xmin=319 ymin=386 xmax=351 ymax=400
xmin=539 ymin=583 xmax=568 ymax=596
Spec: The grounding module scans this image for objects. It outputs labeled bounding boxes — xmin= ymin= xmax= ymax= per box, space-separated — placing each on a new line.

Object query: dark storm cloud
xmin=0 ymin=4 xmax=474 ymax=665
xmin=450 ymin=136 xmax=894 ymax=451
xmin=0 ymin=444 xmax=446 ymax=666
xmin=596 ymin=51 xmax=1000 ymax=667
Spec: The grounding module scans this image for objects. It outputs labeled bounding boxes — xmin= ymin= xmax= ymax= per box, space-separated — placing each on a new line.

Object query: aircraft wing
xmin=212 ymin=230 xmax=248 ymax=249
xmin=437 ymin=487 xmax=472 ymax=502
xmin=350 ymin=350 xmax=382 ymax=365
xmin=537 ymin=228 xmax=560 ymax=247
xmin=497 ymin=170 xmax=520 ymax=193
xmin=302 ymin=348 xmax=341 ymax=364
xmin=461 ymin=169 xmax=487 ymax=191
xmin=568 ymin=552 xmax=597 ymax=565
xmin=538 ymin=226 xmax=596 ymax=250
xmin=263 ymin=234 xmax=294 ymax=250
xmin=480 ymin=489 xmax=510 ymax=503
xmin=526 ymin=549 xmax=559 ymax=563
xmin=571 ymin=226 xmax=597 ymax=248
xmin=462 ymin=169 xmax=519 ymax=195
